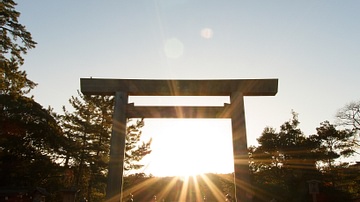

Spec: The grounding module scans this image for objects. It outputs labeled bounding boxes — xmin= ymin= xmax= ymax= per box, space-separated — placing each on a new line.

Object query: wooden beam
xmin=126 ymin=104 xmax=231 ymax=118
xmin=80 ymin=78 xmax=278 ymax=96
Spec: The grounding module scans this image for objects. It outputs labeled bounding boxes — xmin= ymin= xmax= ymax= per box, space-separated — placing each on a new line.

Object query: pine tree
xmin=60 ymin=92 xmax=151 ymax=201
xmin=315 ymin=121 xmax=356 ymax=171
xmin=250 ymin=112 xmax=320 ymax=201
xmin=0 ymin=94 xmax=65 ymax=188
xmin=1 ymin=2 xmax=69 ymax=199
xmin=1 ymin=0 xmax=37 ymax=95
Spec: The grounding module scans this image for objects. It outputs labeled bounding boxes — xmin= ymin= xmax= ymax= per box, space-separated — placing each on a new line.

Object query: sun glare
xmin=139 ymin=118 xmax=234 ymax=177
xmin=128 ymin=96 xmax=234 ymax=177
xmin=123 ymin=118 xmax=236 ymax=200
xmin=122 ymin=171 xmax=235 ymax=201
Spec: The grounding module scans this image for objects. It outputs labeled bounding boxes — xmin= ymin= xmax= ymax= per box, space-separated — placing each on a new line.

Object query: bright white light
xmin=139 ymin=119 xmax=234 ymax=177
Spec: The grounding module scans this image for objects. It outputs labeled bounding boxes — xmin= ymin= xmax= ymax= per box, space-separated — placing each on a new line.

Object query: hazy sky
xmin=17 ymin=1 xmax=360 ymax=176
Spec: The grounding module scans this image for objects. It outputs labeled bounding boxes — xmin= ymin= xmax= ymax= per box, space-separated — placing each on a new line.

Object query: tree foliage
xmin=1 ymin=0 xmax=37 ymax=64
xmin=250 ymin=112 xmax=321 ymax=201
xmin=315 ymin=121 xmax=357 ymax=170
xmin=336 ymin=100 xmax=360 ymax=148
xmin=1 ymin=0 xmax=37 ymax=96
xmin=250 ymin=112 xmax=359 ymax=202
xmin=58 ymin=92 xmax=152 ymax=201
xmin=251 ymin=112 xmax=318 ymax=172
xmin=0 ymin=57 xmax=37 ymax=95
xmin=0 ymin=1 xmax=153 ymax=201
xmin=0 ymin=2 xmax=67 ymax=200
xmin=125 ymin=119 xmax=152 ymax=171
xmin=0 ymin=94 xmax=65 ymax=190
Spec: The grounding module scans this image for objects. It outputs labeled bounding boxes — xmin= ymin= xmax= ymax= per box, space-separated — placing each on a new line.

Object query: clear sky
xmin=17 ymin=1 xmax=360 ymax=176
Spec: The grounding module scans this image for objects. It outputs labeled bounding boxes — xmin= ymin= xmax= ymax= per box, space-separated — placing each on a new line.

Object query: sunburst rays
xmin=120 ymin=173 xmax=239 ymax=201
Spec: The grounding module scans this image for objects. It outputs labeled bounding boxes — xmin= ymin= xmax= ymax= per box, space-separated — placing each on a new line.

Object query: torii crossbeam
xmin=80 ymin=78 xmax=278 ymax=202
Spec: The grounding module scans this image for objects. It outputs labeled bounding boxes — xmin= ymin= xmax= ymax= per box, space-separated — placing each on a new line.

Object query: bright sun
xmin=122 ymin=96 xmax=245 ymax=201
xmin=128 ymin=96 xmax=234 ymax=177
xmin=138 ymin=119 xmax=234 ymax=177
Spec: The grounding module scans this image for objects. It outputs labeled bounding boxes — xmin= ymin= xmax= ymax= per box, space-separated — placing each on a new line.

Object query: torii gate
xmin=80 ymin=78 xmax=278 ymax=202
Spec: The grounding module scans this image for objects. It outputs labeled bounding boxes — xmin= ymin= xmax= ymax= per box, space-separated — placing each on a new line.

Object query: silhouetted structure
xmin=81 ymin=78 xmax=278 ymax=202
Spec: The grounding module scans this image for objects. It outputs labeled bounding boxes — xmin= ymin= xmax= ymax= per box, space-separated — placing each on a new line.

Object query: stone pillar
xmin=106 ymin=92 xmax=128 ymax=202
xmin=230 ymin=91 xmax=252 ymax=202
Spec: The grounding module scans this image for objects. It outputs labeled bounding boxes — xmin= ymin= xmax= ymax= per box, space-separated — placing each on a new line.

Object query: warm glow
xmin=128 ymin=96 xmax=235 ymax=177
xmin=122 ymin=174 xmax=235 ymax=201
xmin=140 ymin=119 xmax=235 ymax=177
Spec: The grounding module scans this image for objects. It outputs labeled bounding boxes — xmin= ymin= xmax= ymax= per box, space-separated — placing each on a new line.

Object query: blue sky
xmin=17 ymin=1 xmax=360 ymax=175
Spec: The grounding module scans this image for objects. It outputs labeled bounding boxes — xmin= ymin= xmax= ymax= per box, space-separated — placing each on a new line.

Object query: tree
xmin=312 ymin=121 xmax=360 ymax=200
xmin=58 ymin=92 xmax=113 ymax=201
xmin=1 ymin=2 xmax=70 ymax=200
xmin=1 ymin=0 xmax=37 ymax=95
xmin=59 ymin=92 xmax=152 ymax=201
xmin=0 ymin=94 xmax=65 ymax=190
xmin=335 ymin=101 xmax=360 ymax=198
xmin=125 ymin=118 xmax=152 ymax=171
xmin=250 ymin=112 xmax=320 ymax=202
xmin=315 ymin=121 xmax=357 ymax=170
xmin=251 ymin=112 xmax=318 ymax=171
xmin=336 ymin=101 xmax=360 ymax=147
xmin=250 ymin=111 xmax=360 ymax=201
xmin=1 ymin=57 xmax=37 ymax=95
xmin=1 ymin=0 xmax=36 ymax=64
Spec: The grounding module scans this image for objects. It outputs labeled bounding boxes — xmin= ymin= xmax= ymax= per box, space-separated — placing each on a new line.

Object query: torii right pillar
xmin=230 ymin=91 xmax=253 ymax=202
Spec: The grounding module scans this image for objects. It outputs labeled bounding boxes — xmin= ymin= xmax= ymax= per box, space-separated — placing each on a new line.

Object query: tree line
xmin=1 ymin=1 xmax=360 ymax=201
xmin=1 ymin=1 xmax=151 ymax=201
xmin=249 ymin=111 xmax=360 ymax=201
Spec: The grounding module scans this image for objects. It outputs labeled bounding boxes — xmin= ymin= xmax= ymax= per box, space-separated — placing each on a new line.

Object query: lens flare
xmin=200 ymin=28 xmax=213 ymax=39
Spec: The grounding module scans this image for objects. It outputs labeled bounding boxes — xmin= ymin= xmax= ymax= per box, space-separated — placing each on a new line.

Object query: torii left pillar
xmin=106 ymin=92 xmax=128 ymax=202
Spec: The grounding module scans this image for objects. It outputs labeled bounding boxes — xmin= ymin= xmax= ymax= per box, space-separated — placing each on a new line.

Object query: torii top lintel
xmin=80 ymin=78 xmax=278 ymax=96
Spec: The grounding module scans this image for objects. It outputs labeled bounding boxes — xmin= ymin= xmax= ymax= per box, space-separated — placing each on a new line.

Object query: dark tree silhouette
xmin=1 ymin=0 xmax=37 ymax=95
xmin=58 ymin=92 xmax=152 ymax=201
